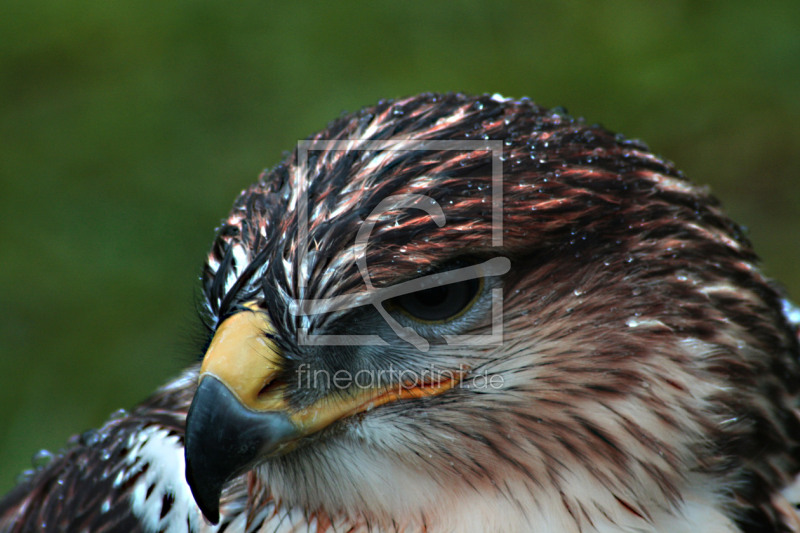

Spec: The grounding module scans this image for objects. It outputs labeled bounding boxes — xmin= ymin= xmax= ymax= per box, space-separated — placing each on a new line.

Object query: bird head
xmin=183 ymin=93 xmax=800 ymax=530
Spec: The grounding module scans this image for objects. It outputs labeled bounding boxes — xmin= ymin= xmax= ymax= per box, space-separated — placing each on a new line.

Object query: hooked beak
xmin=184 ymin=301 xmax=460 ymax=524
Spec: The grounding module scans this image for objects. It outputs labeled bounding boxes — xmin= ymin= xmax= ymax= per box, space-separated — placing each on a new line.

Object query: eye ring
xmin=386 ymin=277 xmax=483 ymax=324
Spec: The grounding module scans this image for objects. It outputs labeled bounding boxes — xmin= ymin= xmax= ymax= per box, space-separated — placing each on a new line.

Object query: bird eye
xmin=389 ymin=277 xmax=482 ymax=323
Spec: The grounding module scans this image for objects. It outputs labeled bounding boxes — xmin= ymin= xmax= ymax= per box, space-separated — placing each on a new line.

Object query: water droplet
xmin=109 ymin=408 xmax=128 ymax=420
xmin=80 ymin=430 xmax=101 ymax=447
xmin=15 ymin=469 xmax=35 ymax=485
xmin=31 ymin=449 xmax=53 ymax=470
xmin=573 ymin=289 xmax=583 ymax=297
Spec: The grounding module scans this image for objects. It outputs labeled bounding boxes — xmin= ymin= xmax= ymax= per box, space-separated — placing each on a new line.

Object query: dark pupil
xmin=395 ymin=279 xmax=479 ymax=322
xmin=414 ymin=286 xmax=449 ymax=307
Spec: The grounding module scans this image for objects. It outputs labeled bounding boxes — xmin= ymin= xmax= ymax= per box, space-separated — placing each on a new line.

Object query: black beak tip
xmin=185 ymin=452 xmax=221 ymax=524
xmin=184 ymin=384 xmax=228 ymax=525
xmin=183 ymin=376 xmax=298 ymax=525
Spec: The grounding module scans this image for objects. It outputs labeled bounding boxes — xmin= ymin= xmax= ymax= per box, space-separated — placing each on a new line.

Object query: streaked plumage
xmin=2 ymin=93 xmax=799 ymax=532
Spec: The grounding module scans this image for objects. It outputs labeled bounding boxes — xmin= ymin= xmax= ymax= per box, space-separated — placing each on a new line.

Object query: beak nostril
xmin=258 ymin=379 xmax=286 ymax=399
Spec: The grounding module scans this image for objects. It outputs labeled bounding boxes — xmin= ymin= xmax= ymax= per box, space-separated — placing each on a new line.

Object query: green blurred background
xmin=1 ymin=1 xmax=798 ymax=492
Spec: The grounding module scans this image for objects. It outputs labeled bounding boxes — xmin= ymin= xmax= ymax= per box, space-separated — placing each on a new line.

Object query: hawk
xmin=2 ymin=93 xmax=799 ymax=533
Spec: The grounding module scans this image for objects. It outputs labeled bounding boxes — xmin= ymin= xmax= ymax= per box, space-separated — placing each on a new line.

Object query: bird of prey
xmin=2 ymin=93 xmax=799 ymax=533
